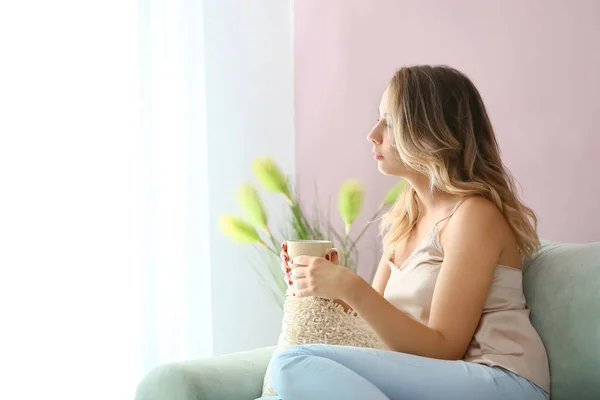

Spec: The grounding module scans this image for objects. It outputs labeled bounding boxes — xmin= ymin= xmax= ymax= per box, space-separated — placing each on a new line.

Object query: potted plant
xmin=220 ymin=157 xmax=406 ymax=308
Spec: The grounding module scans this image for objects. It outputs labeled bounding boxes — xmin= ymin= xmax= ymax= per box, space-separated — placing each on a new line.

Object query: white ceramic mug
xmin=286 ymin=240 xmax=340 ymax=266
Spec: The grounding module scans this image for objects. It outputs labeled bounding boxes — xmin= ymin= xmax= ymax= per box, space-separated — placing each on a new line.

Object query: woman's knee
xmin=269 ymin=345 xmax=306 ymax=378
xmin=268 ymin=345 xmax=326 ymax=392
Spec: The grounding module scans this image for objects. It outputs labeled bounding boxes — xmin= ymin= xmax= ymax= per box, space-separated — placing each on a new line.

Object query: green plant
xmin=220 ymin=156 xmax=406 ymax=307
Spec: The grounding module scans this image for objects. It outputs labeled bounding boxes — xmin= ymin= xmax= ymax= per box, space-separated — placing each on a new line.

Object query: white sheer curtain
xmin=139 ymin=0 xmax=212 ymax=375
xmin=0 ymin=0 xmax=210 ymax=399
xmin=1 ymin=0 xmax=293 ymax=398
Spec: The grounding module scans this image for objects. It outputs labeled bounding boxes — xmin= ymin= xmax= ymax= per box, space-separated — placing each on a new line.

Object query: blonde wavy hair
xmin=381 ymin=66 xmax=539 ymax=259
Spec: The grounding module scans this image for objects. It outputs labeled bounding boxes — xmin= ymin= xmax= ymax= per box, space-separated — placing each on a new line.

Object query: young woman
xmin=264 ymin=66 xmax=550 ymax=400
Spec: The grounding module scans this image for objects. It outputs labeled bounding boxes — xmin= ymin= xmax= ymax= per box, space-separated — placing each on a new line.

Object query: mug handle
xmin=326 ymin=248 xmax=342 ymax=265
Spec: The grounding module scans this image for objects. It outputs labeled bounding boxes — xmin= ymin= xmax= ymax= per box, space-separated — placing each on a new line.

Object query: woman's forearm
xmin=343 ymin=273 xmax=456 ymax=360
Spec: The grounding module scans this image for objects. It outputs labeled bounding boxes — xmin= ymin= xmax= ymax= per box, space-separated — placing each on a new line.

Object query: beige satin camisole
xmin=383 ymin=202 xmax=550 ymax=392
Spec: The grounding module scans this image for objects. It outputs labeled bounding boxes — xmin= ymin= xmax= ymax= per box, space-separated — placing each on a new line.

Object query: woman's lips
xmin=373 ymin=152 xmax=383 ymax=160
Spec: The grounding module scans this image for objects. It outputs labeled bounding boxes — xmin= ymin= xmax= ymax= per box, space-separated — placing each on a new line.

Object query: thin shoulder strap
xmin=435 ymin=197 xmax=468 ymax=228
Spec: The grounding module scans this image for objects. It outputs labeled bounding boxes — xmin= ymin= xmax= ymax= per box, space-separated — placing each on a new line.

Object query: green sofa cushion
xmin=524 ymin=240 xmax=600 ymax=400
xmin=135 ymin=346 xmax=276 ymax=400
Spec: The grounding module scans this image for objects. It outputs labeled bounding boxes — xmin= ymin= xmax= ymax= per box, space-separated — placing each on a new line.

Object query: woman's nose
xmin=367 ymin=125 xmax=382 ymax=144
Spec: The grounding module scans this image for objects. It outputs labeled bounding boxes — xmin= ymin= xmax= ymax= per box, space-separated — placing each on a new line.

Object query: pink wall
xmin=295 ymin=0 xmax=600 ymax=274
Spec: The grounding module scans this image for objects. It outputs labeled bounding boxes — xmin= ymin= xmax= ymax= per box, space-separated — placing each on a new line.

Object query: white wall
xmin=204 ymin=0 xmax=294 ymax=355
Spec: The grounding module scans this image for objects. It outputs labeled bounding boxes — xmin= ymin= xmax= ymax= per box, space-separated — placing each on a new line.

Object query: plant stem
xmin=261 ymin=242 xmax=280 ymax=257
xmin=346 ymin=209 xmax=382 ymax=256
xmin=290 ymin=201 xmax=310 ymax=239
xmin=343 ymin=232 xmax=349 ymax=259
xmin=257 ymin=245 xmax=287 ymax=296
xmin=249 ymin=253 xmax=284 ymax=308
xmin=327 ymin=222 xmax=346 ymax=244
xmin=266 ymin=228 xmax=279 ymax=253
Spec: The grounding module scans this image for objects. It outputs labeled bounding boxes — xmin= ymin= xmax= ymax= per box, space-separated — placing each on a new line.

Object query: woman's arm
xmin=342 ymin=198 xmax=504 ymax=360
xmin=371 ymin=254 xmax=392 ymax=296
xmin=334 ymin=254 xmax=391 ymax=312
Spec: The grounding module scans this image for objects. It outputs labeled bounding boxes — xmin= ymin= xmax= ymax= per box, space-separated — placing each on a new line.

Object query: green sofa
xmin=135 ymin=241 xmax=600 ymax=400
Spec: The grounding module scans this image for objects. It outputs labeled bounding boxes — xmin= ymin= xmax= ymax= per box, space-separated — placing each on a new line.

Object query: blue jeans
xmin=258 ymin=344 xmax=549 ymax=400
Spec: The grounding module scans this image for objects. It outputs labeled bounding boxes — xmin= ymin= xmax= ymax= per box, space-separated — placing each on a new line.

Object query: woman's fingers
xmin=330 ymin=250 xmax=339 ymax=264
xmin=291 ymin=276 xmax=307 ymax=290
xmin=281 ymin=261 xmax=292 ymax=286
xmin=280 ymin=243 xmax=290 ymax=284
xmin=290 ymin=266 xmax=307 ymax=279
xmin=280 ymin=245 xmax=290 ymax=267
xmin=279 ymin=243 xmax=295 ymax=287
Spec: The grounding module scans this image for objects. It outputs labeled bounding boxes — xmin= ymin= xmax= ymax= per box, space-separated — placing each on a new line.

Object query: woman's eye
xmin=377 ymin=118 xmax=391 ymax=128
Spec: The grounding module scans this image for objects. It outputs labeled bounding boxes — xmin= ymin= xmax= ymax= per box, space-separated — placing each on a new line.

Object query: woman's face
xmin=367 ymin=87 xmax=407 ymax=176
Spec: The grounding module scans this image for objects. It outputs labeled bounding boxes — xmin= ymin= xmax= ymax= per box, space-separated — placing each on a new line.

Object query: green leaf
xmin=251 ymin=157 xmax=291 ymax=200
xmin=219 ymin=215 xmax=264 ymax=244
xmin=236 ymin=183 xmax=268 ymax=230
xmin=381 ymin=180 xmax=407 ymax=208
xmin=338 ymin=179 xmax=364 ymax=231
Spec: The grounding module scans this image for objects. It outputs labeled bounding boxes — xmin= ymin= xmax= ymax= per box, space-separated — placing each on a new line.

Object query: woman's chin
xmin=377 ymin=163 xmax=392 ymax=176
xmin=377 ymin=162 xmax=402 ymax=177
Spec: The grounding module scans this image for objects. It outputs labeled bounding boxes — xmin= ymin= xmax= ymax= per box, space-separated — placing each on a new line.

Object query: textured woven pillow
xmin=261 ymin=291 xmax=387 ymax=396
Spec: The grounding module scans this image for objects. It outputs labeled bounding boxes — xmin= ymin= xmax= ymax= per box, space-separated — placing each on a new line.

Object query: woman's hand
xmin=280 ymin=241 xmax=341 ymax=288
xmin=290 ymin=253 xmax=357 ymax=300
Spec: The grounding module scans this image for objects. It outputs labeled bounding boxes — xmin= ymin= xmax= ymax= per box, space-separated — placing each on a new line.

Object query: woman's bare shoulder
xmin=441 ymin=196 xmax=512 ymax=251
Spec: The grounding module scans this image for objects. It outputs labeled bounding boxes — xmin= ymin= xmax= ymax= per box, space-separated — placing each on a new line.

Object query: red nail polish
xmin=325 ymin=254 xmax=330 ymax=261
xmin=284 ymin=254 xmax=289 ymax=261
